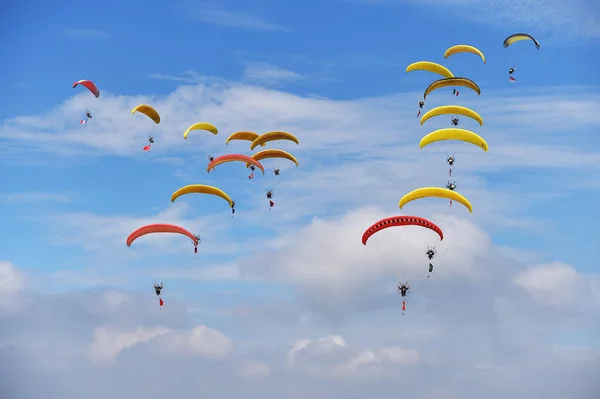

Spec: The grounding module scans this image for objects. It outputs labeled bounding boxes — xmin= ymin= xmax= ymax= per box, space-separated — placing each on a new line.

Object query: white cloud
xmin=287 ymin=335 xmax=419 ymax=378
xmin=242 ymin=62 xmax=303 ymax=86
xmin=0 ymin=261 xmax=25 ymax=314
xmin=514 ymin=262 xmax=589 ymax=308
xmin=88 ymin=324 xmax=232 ymax=363
xmin=185 ymin=4 xmax=289 ymax=32
xmin=240 ymin=207 xmax=493 ymax=304
xmin=88 ymin=326 xmax=170 ymax=363
xmin=158 ymin=325 xmax=234 ymax=359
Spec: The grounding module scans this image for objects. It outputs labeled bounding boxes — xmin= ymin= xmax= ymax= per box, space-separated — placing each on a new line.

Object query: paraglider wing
xmin=225 ymin=131 xmax=264 ymax=146
xmin=183 ymin=122 xmax=218 ymax=139
xmin=399 ymin=187 xmax=473 ymax=213
xmin=171 ymin=184 xmax=234 ymax=208
xmin=362 ymin=216 xmax=443 ymax=245
xmin=503 ymin=33 xmax=540 ymax=49
xmin=420 ymin=105 xmax=483 ymax=126
xmin=126 ymin=224 xmax=198 ymax=247
xmin=443 ymin=45 xmax=486 ymax=64
xmin=250 ymin=131 xmax=299 ymax=151
xmin=132 ymin=104 xmax=161 ymax=124
xmin=72 ymin=80 xmax=100 ymax=98
xmin=405 ymin=61 xmax=454 ymax=78
xmin=419 ymin=128 xmax=488 ymax=152
xmin=207 ymin=154 xmax=265 ymax=174
xmin=247 ymin=149 xmax=299 ymax=167
xmin=424 ymin=77 xmax=481 ymax=99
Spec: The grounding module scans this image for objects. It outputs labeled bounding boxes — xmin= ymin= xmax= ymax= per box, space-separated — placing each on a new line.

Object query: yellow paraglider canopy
xmin=183 ymin=123 xmax=218 ymax=139
xmin=424 ymin=77 xmax=480 ymax=99
xmin=444 ymin=45 xmax=486 ymax=64
xmin=420 ymin=106 xmax=483 ymax=126
xmin=420 ymin=128 xmax=488 ymax=152
xmin=225 ymin=131 xmax=264 ymax=146
xmin=399 ymin=187 xmax=473 ymax=213
xmin=503 ymin=33 xmax=540 ymax=49
xmin=406 ymin=61 xmax=454 ymax=78
xmin=246 ymin=149 xmax=299 ymax=168
xmin=132 ymin=104 xmax=160 ymax=124
xmin=171 ymin=184 xmax=233 ymax=208
xmin=250 ymin=131 xmax=299 ymax=151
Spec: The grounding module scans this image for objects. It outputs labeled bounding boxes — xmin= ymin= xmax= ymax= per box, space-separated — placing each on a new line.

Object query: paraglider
xmin=508 ymin=67 xmax=517 ymax=83
xmin=417 ymin=99 xmax=425 ymax=117
xmin=207 ymin=154 xmax=265 ymax=174
xmin=208 ymin=154 xmax=214 ymax=162
xmin=450 ymin=116 xmax=459 ymax=126
xmin=73 ymin=80 xmax=100 ymax=98
xmin=397 ymin=281 xmax=409 ymax=315
xmin=420 ymin=128 xmax=488 ymax=152
xmin=273 ymin=167 xmax=280 ymax=176
xmin=362 ymin=215 xmax=444 ymax=245
xmin=132 ymin=104 xmax=160 ymax=124
xmin=443 ymin=44 xmax=486 ymax=64
xmin=446 ymin=155 xmax=455 ymax=177
xmin=399 ymin=187 xmax=473 ymax=213
xmin=126 ymin=224 xmax=199 ymax=255
xmin=231 ymin=200 xmax=236 ymax=215
xmin=424 ymin=77 xmax=481 ymax=99
xmin=154 ymin=282 xmax=164 ymax=309
xmin=154 ymin=282 xmax=163 ymax=296
xmin=504 ymin=33 xmax=539 ymax=83
xmin=398 ymin=281 xmax=410 ymax=297
xmin=143 ymin=136 xmax=154 ymax=151
xmin=80 ymin=110 xmax=92 ymax=126
xmin=250 ymin=131 xmax=299 ymax=151
xmin=266 ymin=190 xmax=274 ymax=209
xmin=420 ymin=105 xmax=483 ymax=127
xmin=405 ymin=61 xmax=454 ymax=78
xmin=193 ymin=235 xmax=201 ymax=254
xmin=425 ymin=246 xmax=437 ymax=277
xmin=183 ymin=122 xmax=218 ymax=140
xmin=446 ymin=181 xmax=457 ymax=206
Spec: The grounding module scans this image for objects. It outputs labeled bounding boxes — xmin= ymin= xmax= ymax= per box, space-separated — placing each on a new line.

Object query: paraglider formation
xmin=368 ymin=39 xmax=512 ymax=313
xmin=73 ymin=31 xmax=537 ymax=312
xmin=122 ymin=105 xmax=298 ymax=305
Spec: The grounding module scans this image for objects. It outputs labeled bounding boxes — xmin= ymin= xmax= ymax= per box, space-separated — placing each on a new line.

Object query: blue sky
xmin=1 ymin=0 xmax=600 ymax=398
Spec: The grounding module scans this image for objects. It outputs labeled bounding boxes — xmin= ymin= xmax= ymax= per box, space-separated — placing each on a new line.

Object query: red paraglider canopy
xmin=362 ymin=215 xmax=443 ymax=245
xmin=72 ymin=79 xmax=100 ymax=98
xmin=207 ymin=154 xmax=265 ymax=174
xmin=126 ymin=223 xmax=198 ymax=247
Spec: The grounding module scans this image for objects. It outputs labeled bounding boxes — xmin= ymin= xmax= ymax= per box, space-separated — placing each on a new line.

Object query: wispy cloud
xmin=358 ymin=0 xmax=600 ymax=41
xmin=242 ymin=62 xmax=303 ymax=86
xmin=147 ymin=70 xmax=214 ymax=84
xmin=0 ymin=191 xmax=74 ymax=204
xmin=186 ymin=4 xmax=290 ymax=32
xmin=61 ymin=28 xmax=111 ymax=40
